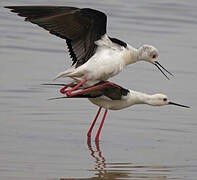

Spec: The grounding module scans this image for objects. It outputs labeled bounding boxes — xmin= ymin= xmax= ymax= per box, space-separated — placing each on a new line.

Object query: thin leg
xmin=60 ymin=82 xmax=74 ymax=94
xmin=61 ymin=79 xmax=88 ymax=96
xmin=87 ymin=138 xmax=96 ymax=158
xmin=95 ymin=109 xmax=108 ymax=141
xmin=95 ymin=140 xmax=106 ymax=169
xmin=87 ymin=107 xmax=102 ymax=138
xmin=66 ymin=81 xmax=120 ymax=97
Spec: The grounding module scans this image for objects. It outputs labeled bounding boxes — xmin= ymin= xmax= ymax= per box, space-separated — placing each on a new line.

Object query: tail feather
xmin=54 ymin=71 xmax=72 ymax=81
xmin=54 ymin=67 xmax=76 ymax=80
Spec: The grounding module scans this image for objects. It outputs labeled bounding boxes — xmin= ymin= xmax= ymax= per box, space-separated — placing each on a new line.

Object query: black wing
xmin=5 ymin=6 xmax=107 ymax=67
xmin=67 ymin=81 xmax=129 ymax=100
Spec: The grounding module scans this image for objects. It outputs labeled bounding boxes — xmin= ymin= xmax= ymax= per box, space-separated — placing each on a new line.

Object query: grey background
xmin=0 ymin=0 xmax=197 ymax=179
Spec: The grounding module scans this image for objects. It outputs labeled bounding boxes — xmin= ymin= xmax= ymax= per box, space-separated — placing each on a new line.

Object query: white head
xmin=138 ymin=45 xmax=159 ymax=64
xmin=137 ymin=45 xmax=173 ymax=79
xmin=146 ymin=93 xmax=190 ymax=108
xmin=147 ymin=94 xmax=169 ymax=106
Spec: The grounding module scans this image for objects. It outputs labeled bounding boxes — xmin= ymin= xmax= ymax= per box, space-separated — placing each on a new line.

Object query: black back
xmin=68 ymin=81 xmax=129 ymax=100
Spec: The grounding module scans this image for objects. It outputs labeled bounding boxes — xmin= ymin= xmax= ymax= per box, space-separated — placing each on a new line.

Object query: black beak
xmin=168 ymin=101 xmax=190 ymax=108
xmin=155 ymin=61 xmax=174 ymax=80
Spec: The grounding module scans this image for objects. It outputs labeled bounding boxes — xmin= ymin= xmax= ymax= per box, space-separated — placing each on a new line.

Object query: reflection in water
xmin=87 ymin=138 xmax=106 ymax=172
xmin=60 ymin=139 xmax=170 ymax=180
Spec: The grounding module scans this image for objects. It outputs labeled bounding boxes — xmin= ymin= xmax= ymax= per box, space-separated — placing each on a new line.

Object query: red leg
xmin=87 ymin=107 xmax=102 ymax=138
xmin=60 ymin=83 xmax=74 ymax=94
xmin=60 ymin=79 xmax=87 ymax=95
xmin=64 ymin=79 xmax=88 ymax=96
xmin=95 ymin=140 xmax=106 ymax=169
xmin=95 ymin=109 xmax=108 ymax=141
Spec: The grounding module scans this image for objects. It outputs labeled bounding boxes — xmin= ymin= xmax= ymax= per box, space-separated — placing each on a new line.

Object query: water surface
xmin=1 ymin=0 xmax=197 ymax=179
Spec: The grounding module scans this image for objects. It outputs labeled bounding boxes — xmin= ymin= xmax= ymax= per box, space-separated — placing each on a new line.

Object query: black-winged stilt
xmin=48 ymin=81 xmax=189 ymax=141
xmin=5 ymin=6 xmax=173 ymax=97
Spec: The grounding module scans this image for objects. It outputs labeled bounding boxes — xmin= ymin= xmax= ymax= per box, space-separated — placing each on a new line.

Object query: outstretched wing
xmin=5 ymin=6 xmax=107 ymax=67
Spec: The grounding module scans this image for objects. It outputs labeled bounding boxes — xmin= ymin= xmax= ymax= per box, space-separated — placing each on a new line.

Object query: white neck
xmin=124 ymin=45 xmax=139 ymax=66
xmin=127 ymin=90 xmax=153 ymax=106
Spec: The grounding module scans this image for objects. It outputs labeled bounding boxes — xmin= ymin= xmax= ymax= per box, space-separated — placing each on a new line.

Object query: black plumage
xmin=5 ymin=6 xmax=107 ymax=67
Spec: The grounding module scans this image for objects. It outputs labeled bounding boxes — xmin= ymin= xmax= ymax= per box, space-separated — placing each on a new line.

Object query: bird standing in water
xmin=49 ymin=81 xmax=189 ymax=141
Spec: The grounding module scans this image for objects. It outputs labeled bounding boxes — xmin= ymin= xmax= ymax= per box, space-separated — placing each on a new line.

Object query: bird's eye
xmin=152 ymin=55 xmax=156 ymax=59
xmin=163 ymin=98 xmax=167 ymax=102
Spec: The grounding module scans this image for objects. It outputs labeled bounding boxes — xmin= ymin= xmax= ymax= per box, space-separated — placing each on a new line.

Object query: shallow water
xmin=1 ymin=0 xmax=197 ymax=179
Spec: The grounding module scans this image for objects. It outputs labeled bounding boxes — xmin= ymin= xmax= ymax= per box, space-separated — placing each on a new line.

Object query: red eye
xmin=163 ymin=98 xmax=167 ymax=102
xmin=152 ymin=55 xmax=156 ymax=59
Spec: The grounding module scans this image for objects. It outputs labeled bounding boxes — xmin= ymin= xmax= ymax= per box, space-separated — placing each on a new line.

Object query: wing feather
xmin=5 ymin=6 xmax=107 ymax=67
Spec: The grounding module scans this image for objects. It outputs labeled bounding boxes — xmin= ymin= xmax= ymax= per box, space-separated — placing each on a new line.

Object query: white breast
xmin=88 ymin=91 xmax=137 ymax=110
xmin=86 ymin=49 xmax=125 ymax=80
xmin=73 ymin=35 xmax=130 ymax=81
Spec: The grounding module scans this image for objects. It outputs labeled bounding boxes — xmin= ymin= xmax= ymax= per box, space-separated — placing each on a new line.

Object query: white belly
xmin=55 ymin=34 xmax=133 ymax=83
xmin=89 ymin=96 xmax=134 ymax=110
xmin=72 ymin=45 xmax=127 ymax=81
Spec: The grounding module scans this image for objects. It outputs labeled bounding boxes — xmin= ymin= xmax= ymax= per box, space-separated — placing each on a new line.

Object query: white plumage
xmin=6 ymin=6 xmax=173 ymax=95
xmin=6 ymin=6 xmax=187 ymax=141
xmin=89 ymin=91 xmax=169 ymax=110
xmin=55 ymin=34 xmax=160 ymax=87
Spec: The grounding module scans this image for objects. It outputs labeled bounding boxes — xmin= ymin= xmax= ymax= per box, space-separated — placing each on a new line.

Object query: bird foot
xmin=60 ymin=85 xmax=70 ymax=94
xmin=65 ymin=90 xmax=72 ymax=97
